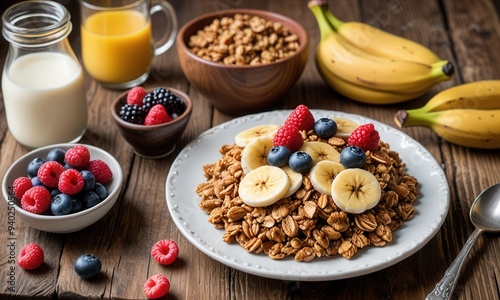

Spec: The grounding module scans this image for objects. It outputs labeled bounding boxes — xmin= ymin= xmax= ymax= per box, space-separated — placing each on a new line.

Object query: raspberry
xmin=348 ymin=123 xmax=380 ymax=152
xmin=119 ymin=104 xmax=145 ymax=124
xmin=87 ymin=160 xmax=113 ymax=184
xmin=65 ymin=145 xmax=90 ymax=169
xmin=58 ymin=169 xmax=85 ymax=195
xmin=21 ymin=186 xmax=51 ymax=214
xmin=143 ymin=274 xmax=170 ymax=299
xmin=37 ymin=161 xmax=65 ymax=188
xmin=151 ymin=239 xmax=179 ymax=265
xmin=13 ymin=177 xmax=32 ymax=200
xmin=284 ymin=105 xmax=315 ymax=132
xmin=144 ymin=104 xmax=172 ymax=125
xmin=273 ymin=124 xmax=303 ymax=152
xmin=126 ymin=86 xmax=146 ymax=106
xmin=18 ymin=243 xmax=44 ymax=270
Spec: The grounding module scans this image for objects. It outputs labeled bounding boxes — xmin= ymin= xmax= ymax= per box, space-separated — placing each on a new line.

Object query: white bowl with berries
xmin=2 ymin=144 xmax=123 ymax=233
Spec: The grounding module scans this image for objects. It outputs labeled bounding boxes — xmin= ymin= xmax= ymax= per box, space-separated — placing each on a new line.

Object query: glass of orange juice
xmin=79 ymin=0 xmax=177 ymax=89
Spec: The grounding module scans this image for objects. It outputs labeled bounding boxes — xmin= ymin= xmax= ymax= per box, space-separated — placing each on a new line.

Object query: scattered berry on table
xmin=267 ymin=146 xmax=291 ymax=167
xmin=144 ymin=274 xmax=170 ymax=299
xmin=273 ymin=124 xmax=303 ymax=152
xmin=21 ymin=186 xmax=51 ymax=214
xmin=37 ymin=161 xmax=66 ymax=188
xmin=288 ymin=151 xmax=313 ymax=173
xmin=340 ymin=145 xmax=367 ymax=169
xmin=151 ymin=239 xmax=179 ymax=265
xmin=348 ymin=123 xmax=380 ymax=152
xmin=13 ymin=177 xmax=32 ymax=200
xmin=126 ymin=86 xmax=147 ymax=106
xmin=27 ymin=157 xmax=44 ymax=178
xmin=87 ymin=159 xmax=113 ymax=184
xmin=64 ymin=145 xmax=91 ymax=169
xmin=74 ymin=254 xmax=101 ymax=279
xmin=284 ymin=104 xmax=316 ymax=132
xmin=58 ymin=169 xmax=85 ymax=195
xmin=314 ymin=118 xmax=337 ymax=139
xmin=18 ymin=243 xmax=44 ymax=270
xmin=144 ymin=104 xmax=172 ymax=125
xmin=46 ymin=148 xmax=66 ymax=165
xmin=81 ymin=191 xmax=100 ymax=209
xmin=119 ymin=103 xmax=144 ymax=124
xmin=51 ymin=193 xmax=73 ymax=216
xmin=81 ymin=170 xmax=96 ymax=191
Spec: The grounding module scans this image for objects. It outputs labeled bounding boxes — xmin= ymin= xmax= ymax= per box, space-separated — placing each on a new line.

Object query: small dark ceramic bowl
xmin=110 ymin=88 xmax=193 ymax=158
xmin=176 ymin=9 xmax=309 ymax=115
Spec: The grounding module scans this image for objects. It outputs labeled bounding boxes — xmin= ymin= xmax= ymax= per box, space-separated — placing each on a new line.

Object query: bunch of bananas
xmin=308 ymin=0 xmax=455 ymax=104
xmin=394 ymin=80 xmax=500 ymax=149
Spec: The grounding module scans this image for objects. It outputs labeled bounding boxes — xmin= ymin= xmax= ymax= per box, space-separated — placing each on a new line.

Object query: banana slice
xmin=238 ymin=165 xmax=290 ymax=207
xmin=282 ymin=165 xmax=303 ymax=198
xmin=235 ymin=124 xmax=280 ymax=147
xmin=309 ymin=160 xmax=345 ymax=195
xmin=333 ymin=117 xmax=359 ymax=138
xmin=241 ymin=135 xmax=274 ymax=174
xmin=299 ymin=141 xmax=340 ymax=165
xmin=331 ymin=169 xmax=381 ymax=214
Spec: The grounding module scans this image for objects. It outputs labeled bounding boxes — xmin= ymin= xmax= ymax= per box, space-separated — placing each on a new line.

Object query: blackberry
xmin=119 ymin=104 xmax=144 ymax=124
xmin=142 ymin=87 xmax=186 ymax=118
xmin=165 ymin=91 xmax=186 ymax=118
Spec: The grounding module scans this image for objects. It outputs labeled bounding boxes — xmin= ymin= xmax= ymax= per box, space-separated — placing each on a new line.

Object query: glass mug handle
xmin=151 ymin=0 xmax=178 ymax=56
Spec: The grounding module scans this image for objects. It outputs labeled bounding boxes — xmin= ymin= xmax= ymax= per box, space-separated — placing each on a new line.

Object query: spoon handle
xmin=426 ymin=228 xmax=483 ymax=300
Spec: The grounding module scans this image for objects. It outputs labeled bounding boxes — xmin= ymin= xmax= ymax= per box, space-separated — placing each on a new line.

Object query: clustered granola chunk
xmin=187 ymin=14 xmax=300 ymax=65
xmin=196 ymin=131 xmax=418 ymax=262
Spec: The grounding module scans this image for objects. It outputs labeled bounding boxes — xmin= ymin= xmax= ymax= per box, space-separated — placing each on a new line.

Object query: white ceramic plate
xmin=166 ymin=110 xmax=449 ymax=281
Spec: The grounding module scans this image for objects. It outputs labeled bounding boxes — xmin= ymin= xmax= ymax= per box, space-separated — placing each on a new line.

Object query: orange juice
xmin=81 ymin=10 xmax=154 ymax=84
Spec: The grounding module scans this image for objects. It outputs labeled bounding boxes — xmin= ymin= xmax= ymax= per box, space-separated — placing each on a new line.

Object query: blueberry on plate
xmin=51 ymin=193 xmax=73 ymax=216
xmin=81 ymin=170 xmax=95 ymax=191
xmin=340 ymin=145 xmax=367 ymax=168
xmin=74 ymin=254 xmax=101 ymax=279
xmin=46 ymin=148 xmax=66 ymax=165
xmin=288 ymin=151 xmax=313 ymax=173
xmin=314 ymin=118 xmax=337 ymax=139
xmin=267 ymin=146 xmax=291 ymax=167
xmin=27 ymin=157 xmax=44 ymax=178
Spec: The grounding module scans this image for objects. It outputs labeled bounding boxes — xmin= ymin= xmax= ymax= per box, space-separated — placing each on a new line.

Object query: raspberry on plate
xmin=65 ymin=145 xmax=91 ymax=169
xmin=58 ymin=169 xmax=85 ymax=195
xmin=87 ymin=159 xmax=113 ymax=184
xmin=348 ymin=123 xmax=380 ymax=152
xmin=21 ymin=186 xmax=51 ymax=214
xmin=144 ymin=274 xmax=170 ymax=299
xmin=126 ymin=86 xmax=146 ymax=106
xmin=151 ymin=239 xmax=179 ymax=265
xmin=284 ymin=104 xmax=315 ymax=132
xmin=144 ymin=104 xmax=172 ymax=125
xmin=18 ymin=243 xmax=44 ymax=270
xmin=13 ymin=176 xmax=32 ymax=200
xmin=273 ymin=124 xmax=303 ymax=152
xmin=37 ymin=161 xmax=66 ymax=188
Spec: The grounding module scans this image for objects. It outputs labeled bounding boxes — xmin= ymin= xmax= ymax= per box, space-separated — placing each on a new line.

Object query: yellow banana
xmin=414 ymin=80 xmax=500 ymax=112
xmin=321 ymin=2 xmax=442 ymax=65
xmin=394 ymin=108 xmax=500 ymax=149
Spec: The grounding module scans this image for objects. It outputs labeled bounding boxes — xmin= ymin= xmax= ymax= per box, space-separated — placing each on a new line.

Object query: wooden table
xmin=1 ymin=0 xmax=499 ymax=299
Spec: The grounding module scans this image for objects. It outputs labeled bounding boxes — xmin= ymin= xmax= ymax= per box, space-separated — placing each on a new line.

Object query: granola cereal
xmin=196 ymin=128 xmax=418 ymax=261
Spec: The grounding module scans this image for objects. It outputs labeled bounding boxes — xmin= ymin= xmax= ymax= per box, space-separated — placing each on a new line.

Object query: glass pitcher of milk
xmin=2 ymin=1 xmax=88 ymax=149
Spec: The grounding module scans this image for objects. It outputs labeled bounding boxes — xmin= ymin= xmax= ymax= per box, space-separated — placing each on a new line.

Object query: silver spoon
xmin=426 ymin=183 xmax=500 ymax=300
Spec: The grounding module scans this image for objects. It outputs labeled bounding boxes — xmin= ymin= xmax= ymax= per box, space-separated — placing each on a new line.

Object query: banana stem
xmin=395 ymin=108 xmax=436 ymax=128
xmin=323 ymin=7 xmax=345 ymax=30
xmin=308 ymin=1 xmax=336 ymax=40
xmin=430 ymin=60 xmax=455 ymax=79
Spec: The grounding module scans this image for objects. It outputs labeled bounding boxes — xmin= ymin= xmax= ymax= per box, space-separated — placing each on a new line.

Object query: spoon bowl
xmin=426 ymin=183 xmax=500 ymax=300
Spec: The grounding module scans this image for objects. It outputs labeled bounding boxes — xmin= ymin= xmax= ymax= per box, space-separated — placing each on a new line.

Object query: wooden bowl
xmin=110 ymin=88 xmax=193 ymax=158
xmin=176 ymin=9 xmax=309 ymax=115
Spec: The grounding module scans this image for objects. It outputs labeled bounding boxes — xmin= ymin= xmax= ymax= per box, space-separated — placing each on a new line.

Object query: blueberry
xmin=340 ymin=145 xmax=367 ymax=168
xmin=70 ymin=198 xmax=84 ymax=214
xmin=81 ymin=170 xmax=95 ymax=191
xmin=93 ymin=183 xmax=108 ymax=201
xmin=288 ymin=151 xmax=313 ymax=173
xmin=81 ymin=191 xmax=100 ymax=209
xmin=314 ymin=118 xmax=338 ymax=139
xmin=51 ymin=193 xmax=73 ymax=216
xmin=74 ymin=254 xmax=101 ymax=279
xmin=64 ymin=163 xmax=75 ymax=170
xmin=46 ymin=148 xmax=66 ymax=165
xmin=267 ymin=146 xmax=291 ymax=167
xmin=31 ymin=176 xmax=43 ymax=187
xmin=27 ymin=157 xmax=44 ymax=178
xmin=50 ymin=188 xmax=61 ymax=198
